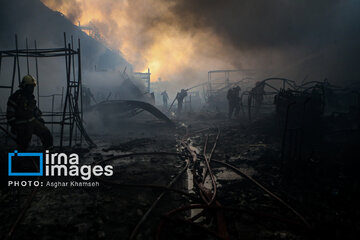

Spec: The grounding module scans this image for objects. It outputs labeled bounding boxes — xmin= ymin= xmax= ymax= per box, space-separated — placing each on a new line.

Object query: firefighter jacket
xmin=6 ymin=89 xmax=42 ymax=126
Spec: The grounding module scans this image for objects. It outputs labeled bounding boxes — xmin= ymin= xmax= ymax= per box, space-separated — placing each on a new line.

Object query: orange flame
xmin=41 ymin=0 xmax=233 ymax=83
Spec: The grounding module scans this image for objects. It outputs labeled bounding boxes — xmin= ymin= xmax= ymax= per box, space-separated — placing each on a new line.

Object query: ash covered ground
xmin=1 ymin=107 xmax=359 ymax=240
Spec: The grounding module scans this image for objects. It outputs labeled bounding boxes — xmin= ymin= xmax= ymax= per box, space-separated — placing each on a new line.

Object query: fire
xmin=41 ymin=0 xmax=232 ymax=83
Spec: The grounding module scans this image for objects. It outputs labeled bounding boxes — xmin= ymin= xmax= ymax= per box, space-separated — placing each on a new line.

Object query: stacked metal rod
xmin=0 ymin=33 xmax=94 ymax=148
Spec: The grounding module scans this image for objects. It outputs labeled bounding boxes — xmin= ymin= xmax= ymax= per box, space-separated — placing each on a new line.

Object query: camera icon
xmin=8 ymin=150 xmax=43 ymax=176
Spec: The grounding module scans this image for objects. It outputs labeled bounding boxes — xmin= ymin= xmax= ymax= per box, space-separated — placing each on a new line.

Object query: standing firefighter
xmin=6 ymin=75 xmax=53 ymax=150
xmin=161 ymin=90 xmax=169 ymax=108
xmin=252 ymin=81 xmax=265 ymax=108
xmin=227 ymin=86 xmax=241 ymax=119
xmin=176 ymin=89 xmax=188 ymax=114
xmin=83 ymin=87 xmax=95 ymax=111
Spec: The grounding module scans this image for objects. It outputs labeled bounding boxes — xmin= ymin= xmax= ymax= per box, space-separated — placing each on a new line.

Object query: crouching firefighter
xmin=6 ymin=75 xmax=53 ymax=151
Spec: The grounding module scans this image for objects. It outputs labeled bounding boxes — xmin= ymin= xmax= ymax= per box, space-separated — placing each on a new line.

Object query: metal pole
xmin=67 ymin=43 xmax=73 ymax=147
xmin=15 ymin=34 xmax=21 ymax=85
xmin=78 ymin=38 xmax=83 ymax=145
xmin=0 ymin=53 xmax=6 ymax=145
xmin=60 ymin=33 xmax=69 ymax=149
xmin=63 ymin=34 xmax=73 ymax=147
xmin=11 ymin=57 xmax=16 ymax=95
xmin=63 ymin=33 xmax=68 ymax=70
xmin=0 ymin=53 xmax=2 ymax=92
xmin=71 ymin=36 xmax=76 ymax=86
xmin=71 ymin=36 xmax=77 ymax=143
xmin=60 ymin=87 xmax=64 ymax=111
xmin=51 ymin=95 xmax=54 ymax=134
xmin=34 ymin=40 xmax=40 ymax=108
xmin=26 ymin=38 xmax=29 ymax=74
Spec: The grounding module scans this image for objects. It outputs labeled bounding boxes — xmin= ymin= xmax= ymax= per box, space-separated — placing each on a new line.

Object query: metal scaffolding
xmin=0 ymin=33 xmax=95 ymax=149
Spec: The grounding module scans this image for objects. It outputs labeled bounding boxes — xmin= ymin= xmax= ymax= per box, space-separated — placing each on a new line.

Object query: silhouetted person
xmin=7 ymin=75 xmax=53 ymax=150
xmin=83 ymin=87 xmax=94 ymax=110
xmin=176 ymin=89 xmax=188 ymax=114
xmin=227 ymin=86 xmax=241 ymax=119
xmin=252 ymin=81 xmax=265 ymax=107
xmin=150 ymin=92 xmax=155 ymax=105
xmin=161 ymin=90 xmax=169 ymax=108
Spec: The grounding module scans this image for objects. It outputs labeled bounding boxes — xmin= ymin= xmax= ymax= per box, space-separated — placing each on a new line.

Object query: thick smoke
xmin=41 ymin=0 xmax=360 ymax=86
xmin=168 ymin=0 xmax=338 ymax=49
xmin=2 ymin=0 xmax=359 ymax=95
xmin=164 ymin=0 xmax=360 ymax=83
xmin=40 ymin=0 xmax=235 ymax=85
xmin=42 ymin=0 xmax=82 ymax=22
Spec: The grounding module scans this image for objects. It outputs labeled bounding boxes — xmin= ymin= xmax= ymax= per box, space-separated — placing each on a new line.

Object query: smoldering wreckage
xmin=0 ymin=10 xmax=360 ymax=240
xmin=0 ymin=38 xmax=359 ymax=240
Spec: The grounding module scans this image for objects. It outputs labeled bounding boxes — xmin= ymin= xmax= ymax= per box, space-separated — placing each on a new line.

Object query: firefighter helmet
xmin=20 ymin=75 xmax=37 ymax=88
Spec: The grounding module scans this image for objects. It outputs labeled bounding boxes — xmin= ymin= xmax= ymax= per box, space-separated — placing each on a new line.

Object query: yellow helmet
xmin=20 ymin=75 xmax=37 ymax=88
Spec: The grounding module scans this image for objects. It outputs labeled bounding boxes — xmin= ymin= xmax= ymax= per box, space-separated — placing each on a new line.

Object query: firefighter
xmin=176 ymin=89 xmax=188 ymax=114
xmin=150 ymin=92 xmax=155 ymax=105
xmin=252 ymin=81 xmax=265 ymax=107
xmin=6 ymin=75 xmax=53 ymax=150
xmin=161 ymin=90 xmax=169 ymax=108
xmin=82 ymin=87 xmax=94 ymax=110
xmin=227 ymin=86 xmax=241 ymax=119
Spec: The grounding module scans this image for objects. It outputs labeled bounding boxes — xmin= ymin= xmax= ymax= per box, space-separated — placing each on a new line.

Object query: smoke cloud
xmin=164 ymin=0 xmax=360 ymax=83
xmin=22 ymin=0 xmax=360 ymax=85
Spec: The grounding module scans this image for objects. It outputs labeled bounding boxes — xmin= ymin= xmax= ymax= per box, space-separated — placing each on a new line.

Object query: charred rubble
xmin=0 ymin=47 xmax=359 ymax=239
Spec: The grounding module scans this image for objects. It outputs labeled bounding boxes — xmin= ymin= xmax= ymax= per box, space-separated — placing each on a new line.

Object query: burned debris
xmin=90 ymin=100 xmax=174 ymax=126
xmin=1 ymin=52 xmax=359 ymax=239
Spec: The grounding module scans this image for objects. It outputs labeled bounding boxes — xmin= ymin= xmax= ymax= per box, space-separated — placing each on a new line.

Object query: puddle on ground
xmin=215 ymin=166 xmax=257 ymax=181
